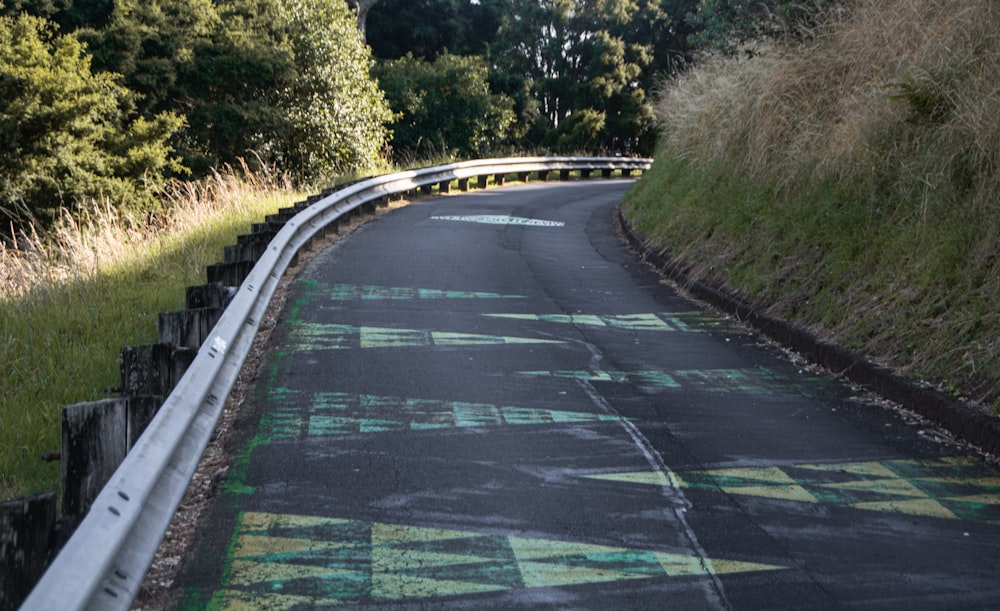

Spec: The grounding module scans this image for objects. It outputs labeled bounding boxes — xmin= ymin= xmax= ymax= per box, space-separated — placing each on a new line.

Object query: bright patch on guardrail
xmin=208 ymin=512 xmax=785 ymax=608
xmin=587 ymin=457 xmax=1000 ymax=523
xmin=431 ymin=215 xmax=565 ymax=227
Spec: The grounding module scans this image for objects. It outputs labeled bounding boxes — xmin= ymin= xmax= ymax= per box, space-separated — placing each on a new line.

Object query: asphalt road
xmin=177 ymin=180 xmax=1000 ymax=609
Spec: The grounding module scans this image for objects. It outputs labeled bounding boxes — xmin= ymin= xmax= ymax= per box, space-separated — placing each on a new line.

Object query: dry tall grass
xmin=1 ymin=164 xmax=302 ymax=500
xmin=1 ymin=163 xmax=294 ymax=299
xmin=658 ymin=0 xmax=999 ymax=200
xmin=628 ymin=0 xmax=1000 ymax=407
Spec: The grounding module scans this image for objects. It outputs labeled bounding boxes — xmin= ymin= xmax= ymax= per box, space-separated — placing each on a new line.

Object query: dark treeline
xmin=368 ymin=0 xmax=700 ymax=159
xmin=0 ymin=0 xmax=822 ymax=230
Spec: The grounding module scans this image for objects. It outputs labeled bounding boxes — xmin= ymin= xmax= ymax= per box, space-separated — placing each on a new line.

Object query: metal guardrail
xmin=20 ymin=156 xmax=652 ymax=610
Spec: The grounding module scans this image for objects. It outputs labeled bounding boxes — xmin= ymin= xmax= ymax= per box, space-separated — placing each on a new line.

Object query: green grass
xmin=1 ymin=175 xmax=303 ymax=501
xmin=623 ymin=0 xmax=1000 ymax=412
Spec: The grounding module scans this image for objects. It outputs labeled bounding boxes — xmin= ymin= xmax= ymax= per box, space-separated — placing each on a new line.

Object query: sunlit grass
xmin=1 ymin=166 xmax=305 ymax=500
xmin=625 ymin=0 xmax=1000 ymax=410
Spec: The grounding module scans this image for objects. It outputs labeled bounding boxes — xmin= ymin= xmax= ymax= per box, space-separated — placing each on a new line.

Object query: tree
xmin=375 ymin=52 xmax=515 ymax=158
xmin=0 ymin=0 xmax=115 ymax=30
xmin=272 ymin=0 xmax=394 ymax=177
xmin=0 ymin=13 xmax=183 ymax=226
xmin=493 ymin=0 xmax=695 ymax=154
xmin=366 ymin=0 xmax=504 ymax=60
xmin=345 ymin=0 xmax=380 ymax=38
xmin=80 ymin=0 xmax=393 ymax=180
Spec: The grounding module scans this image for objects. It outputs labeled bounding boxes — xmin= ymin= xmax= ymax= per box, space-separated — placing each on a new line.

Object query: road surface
xmin=176 ymin=180 xmax=1000 ymax=609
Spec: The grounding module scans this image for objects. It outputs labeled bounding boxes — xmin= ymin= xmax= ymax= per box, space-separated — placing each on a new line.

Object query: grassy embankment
xmin=0 ymin=166 xmax=307 ymax=501
xmin=624 ymin=0 xmax=999 ymax=412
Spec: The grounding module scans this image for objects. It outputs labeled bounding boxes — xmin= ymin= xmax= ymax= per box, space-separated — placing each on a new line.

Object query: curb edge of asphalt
xmin=614 ymin=204 xmax=1000 ymax=457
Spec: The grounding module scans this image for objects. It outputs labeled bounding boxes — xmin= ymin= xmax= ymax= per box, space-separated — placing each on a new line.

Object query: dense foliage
xmin=0 ymin=13 xmax=183 ymax=224
xmin=0 ymin=0 xmax=392 ymax=228
xmin=368 ymin=0 xmax=701 ymax=157
xmin=1 ymin=0 xmax=842 ymax=225
xmin=375 ymin=53 xmax=516 ymax=158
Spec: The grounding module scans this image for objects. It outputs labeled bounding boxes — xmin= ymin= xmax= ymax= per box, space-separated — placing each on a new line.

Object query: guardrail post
xmin=207 ymin=260 xmax=254 ymax=286
xmin=459 ymin=178 xmax=470 ymax=191
xmin=518 ymin=172 xmax=530 ymax=183
xmin=538 ymin=170 xmax=550 ymax=182
xmin=120 ymin=342 xmax=194 ymax=396
xmin=420 ymin=184 xmax=433 ymax=195
xmin=494 ymin=173 xmax=506 ymax=186
xmin=186 ymin=283 xmax=237 ymax=310
xmin=581 ymin=169 xmax=592 ymax=179
xmin=1 ymin=493 xmax=57 ymax=610
xmin=622 ymin=168 xmax=633 ymax=177
xmin=602 ymin=168 xmax=613 ymax=178
xmin=560 ymin=169 xmax=571 ymax=180
xmin=120 ymin=343 xmax=173 ymax=396
xmin=159 ymin=308 xmax=224 ymax=350
xmin=477 ymin=175 xmax=488 ymax=189
xmin=439 ymin=180 xmax=451 ymax=194
xmin=60 ymin=396 xmax=162 ymax=524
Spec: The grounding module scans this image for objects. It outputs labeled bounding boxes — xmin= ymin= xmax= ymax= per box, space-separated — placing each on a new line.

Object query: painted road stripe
xmin=485 ymin=312 xmax=692 ymax=332
xmin=259 ymin=391 xmax=627 ymax=440
xmin=296 ymin=280 xmax=527 ymax=301
xmin=288 ymin=323 xmax=564 ymax=351
xmin=209 ymin=512 xmax=786 ymax=608
xmin=586 ymin=458 xmax=1000 ymax=523
xmin=517 ymin=368 xmax=829 ymax=396
xmin=431 ymin=215 xmax=565 ymax=227
xmin=484 ymin=312 xmax=749 ymax=333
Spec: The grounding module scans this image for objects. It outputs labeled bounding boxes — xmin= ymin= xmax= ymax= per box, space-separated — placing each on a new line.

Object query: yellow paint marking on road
xmin=798 ymin=461 xmax=899 ymax=479
xmin=817 ymin=478 xmax=929 ymax=498
xmin=850 ymin=499 xmax=957 ymax=520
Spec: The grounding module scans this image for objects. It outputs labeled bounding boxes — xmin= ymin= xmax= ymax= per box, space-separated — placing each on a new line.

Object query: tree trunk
xmin=346 ymin=0 xmax=379 ymax=40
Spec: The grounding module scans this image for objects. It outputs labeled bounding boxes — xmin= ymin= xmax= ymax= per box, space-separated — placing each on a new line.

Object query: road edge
xmin=615 ymin=204 xmax=1000 ymax=456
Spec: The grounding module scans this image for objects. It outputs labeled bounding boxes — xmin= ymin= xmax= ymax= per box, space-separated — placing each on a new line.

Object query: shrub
xmin=0 ymin=13 xmax=183 ymax=227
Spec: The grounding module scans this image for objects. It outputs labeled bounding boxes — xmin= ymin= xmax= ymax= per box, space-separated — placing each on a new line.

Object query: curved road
xmin=178 ymin=181 xmax=1000 ymax=609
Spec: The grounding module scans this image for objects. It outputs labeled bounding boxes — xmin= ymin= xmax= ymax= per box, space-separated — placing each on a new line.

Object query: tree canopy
xmin=0 ymin=12 xmax=183 ymax=224
xmin=367 ymin=0 xmax=700 ymax=156
xmin=0 ymin=0 xmax=848 ymax=228
xmin=375 ymin=52 xmax=516 ymax=158
xmin=1 ymin=0 xmax=393 ymax=229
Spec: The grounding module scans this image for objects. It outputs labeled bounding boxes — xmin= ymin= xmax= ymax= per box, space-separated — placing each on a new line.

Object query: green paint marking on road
xmin=490 ymin=311 xmax=750 ymax=334
xmin=586 ymin=457 xmax=1000 ymax=523
xmin=259 ymin=391 xmax=626 ymax=439
xmin=517 ymin=369 xmax=681 ymax=388
xmin=484 ymin=312 xmax=749 ymax=334
xmin=297 ymin=279 xmax=527 ymax=301
xmin=287 ymin=323 xmax=564 ymax=352
xmin=205 ymin=512 xmax=786 ymax=608
xmin=517 ymin=368 xmax=828 ymax=396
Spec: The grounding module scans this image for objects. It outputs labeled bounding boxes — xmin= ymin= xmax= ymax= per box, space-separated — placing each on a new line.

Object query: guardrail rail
xmin=20 ymin=156 xmax=652 ymax=610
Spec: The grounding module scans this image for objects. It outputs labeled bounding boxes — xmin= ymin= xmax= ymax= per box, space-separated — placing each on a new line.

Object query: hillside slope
xmin=623 ymin=0 xmax=999 ymax=413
